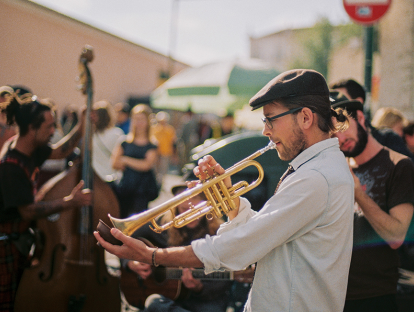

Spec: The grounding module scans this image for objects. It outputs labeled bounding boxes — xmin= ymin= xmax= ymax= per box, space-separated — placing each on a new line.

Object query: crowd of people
xmin=2 ymin=69 xmax=414 ymax=312
xmin=0 ymin=84 xmax=239 ymax=311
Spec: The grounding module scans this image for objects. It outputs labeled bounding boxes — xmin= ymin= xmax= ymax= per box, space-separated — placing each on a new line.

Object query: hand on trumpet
xmin=193 ymin=155 xmax=240 ymax=220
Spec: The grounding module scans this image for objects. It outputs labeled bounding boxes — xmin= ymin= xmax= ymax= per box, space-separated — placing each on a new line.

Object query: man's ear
xmin=299 ymin=107 xmax=314 ymax=130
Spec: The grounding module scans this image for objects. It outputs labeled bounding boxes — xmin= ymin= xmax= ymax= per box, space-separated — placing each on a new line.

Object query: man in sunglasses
xmin=95 ymin=69 xmax=355 ymax=312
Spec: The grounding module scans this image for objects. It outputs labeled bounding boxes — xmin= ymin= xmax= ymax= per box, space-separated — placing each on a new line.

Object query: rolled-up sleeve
xmin=192 ymin=197 xmax=254 ymax=273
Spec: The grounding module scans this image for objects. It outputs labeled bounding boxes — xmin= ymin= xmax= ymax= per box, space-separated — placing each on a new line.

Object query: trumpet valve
xmin=174 ymin=202 xmax=196 ymax=228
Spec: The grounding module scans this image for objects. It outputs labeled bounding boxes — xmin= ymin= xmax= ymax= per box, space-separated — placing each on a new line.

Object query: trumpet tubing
xmin=109 ymin=141 xmax=276 ymax=235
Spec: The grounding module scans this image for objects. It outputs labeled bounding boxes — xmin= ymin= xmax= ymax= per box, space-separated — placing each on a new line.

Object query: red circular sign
xmin=343 ymin=0 xmax=392 ymax=25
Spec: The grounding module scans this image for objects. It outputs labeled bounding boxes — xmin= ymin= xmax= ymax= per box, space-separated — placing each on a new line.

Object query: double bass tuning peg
xmin=80 ymin=45 xmax=94 ymax=63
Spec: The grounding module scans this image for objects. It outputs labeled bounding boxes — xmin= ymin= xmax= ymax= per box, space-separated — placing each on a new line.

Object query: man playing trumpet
xmin=95 ymin=69 xmax=354 ymax=311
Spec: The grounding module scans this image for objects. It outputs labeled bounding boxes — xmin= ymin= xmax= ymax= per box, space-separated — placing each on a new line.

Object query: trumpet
xmin=107 ymin=141 xmax=276 ymax=236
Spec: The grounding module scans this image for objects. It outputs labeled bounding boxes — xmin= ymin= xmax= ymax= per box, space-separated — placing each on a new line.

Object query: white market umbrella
xmin=150 ymin=59 xmax=280 ymax=116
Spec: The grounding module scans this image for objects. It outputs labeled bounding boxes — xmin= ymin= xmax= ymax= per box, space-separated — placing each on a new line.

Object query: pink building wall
xmin=0 ymin=0 xmax=188 ymax=114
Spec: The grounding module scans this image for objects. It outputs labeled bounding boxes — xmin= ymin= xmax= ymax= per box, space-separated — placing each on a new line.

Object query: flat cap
xmin=249 ymin=69 xmax=329 ymax=111
xmin=330 ymin=90 xmax=363 ymax=112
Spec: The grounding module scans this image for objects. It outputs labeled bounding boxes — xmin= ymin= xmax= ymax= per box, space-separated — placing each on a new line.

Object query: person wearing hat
xmin=330 ymin=91 xmax=414 ymax=312
xmin=95 ymin=69 xmax=354 ymax=311
xmin=331 ymin=81 xmax=414 ymax=311
xmin=330 ymin=78 xmax=414 ymax=160
xmin=121 ymin=183 xmax=232 ymax=312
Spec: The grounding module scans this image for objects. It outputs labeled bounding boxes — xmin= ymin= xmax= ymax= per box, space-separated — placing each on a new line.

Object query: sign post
xmin=343 ymin=0 xmax=391 ymax=117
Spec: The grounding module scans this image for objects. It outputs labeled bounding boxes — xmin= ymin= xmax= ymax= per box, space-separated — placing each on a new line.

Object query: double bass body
xmin=15 ymin=166 xmax=121 ymax=312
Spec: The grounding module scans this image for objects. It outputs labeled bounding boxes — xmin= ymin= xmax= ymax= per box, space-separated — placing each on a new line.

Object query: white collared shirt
xmin=192 ymin=138 xmax=354 ymax=312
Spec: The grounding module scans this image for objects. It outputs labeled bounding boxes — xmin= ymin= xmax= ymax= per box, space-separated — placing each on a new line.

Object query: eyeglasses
xmin=261 ymin=107 xmax=303 ymax=129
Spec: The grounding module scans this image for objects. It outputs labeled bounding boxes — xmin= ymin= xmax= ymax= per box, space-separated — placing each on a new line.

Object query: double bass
xmin=15 ymin=46 xmax=121 ymax=312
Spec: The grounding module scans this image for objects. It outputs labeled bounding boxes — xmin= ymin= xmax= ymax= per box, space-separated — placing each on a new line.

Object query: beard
xmin=277 ymin=125 xmax=307 ymax=161
xmin=343 ymin=121 xmax=368 ymax=158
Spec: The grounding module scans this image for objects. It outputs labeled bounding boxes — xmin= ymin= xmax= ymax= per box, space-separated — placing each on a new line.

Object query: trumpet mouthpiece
xmin=267 ymin=141 xmax=276 ymax=150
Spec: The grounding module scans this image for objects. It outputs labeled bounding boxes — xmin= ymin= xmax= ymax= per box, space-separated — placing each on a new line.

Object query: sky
xmin=30 ymin=0 xmax=351 ymax=67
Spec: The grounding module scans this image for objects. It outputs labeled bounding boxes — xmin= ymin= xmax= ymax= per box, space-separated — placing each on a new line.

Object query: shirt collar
xmin=290 ymin=137 xmax=339 ymax=171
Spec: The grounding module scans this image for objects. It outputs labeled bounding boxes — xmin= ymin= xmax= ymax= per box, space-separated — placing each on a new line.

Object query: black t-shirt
xmin=0 ymin=146 xmax=51 ymax=222
xmin=347 ymin=148 xmax=414 ymax=300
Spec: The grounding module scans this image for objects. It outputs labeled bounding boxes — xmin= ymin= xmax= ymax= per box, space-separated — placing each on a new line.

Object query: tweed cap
xmin=249 ymin=69 xmax=329 ymax=111
xmin=330 ymin=90 xmax=363 ymax=112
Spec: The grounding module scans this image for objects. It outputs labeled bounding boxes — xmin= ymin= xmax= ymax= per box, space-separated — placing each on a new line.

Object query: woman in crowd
xmin=91 ymin=100 xmax=124 ymax=182
xmin=371 ymin=106 xmax=408 ymax=137
xmin=111 ymin=104 xmax=159 ymax=218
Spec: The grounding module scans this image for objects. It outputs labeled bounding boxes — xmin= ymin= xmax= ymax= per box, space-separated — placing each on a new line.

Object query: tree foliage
xmin=290 ymin=18 xmax=365 ymax=79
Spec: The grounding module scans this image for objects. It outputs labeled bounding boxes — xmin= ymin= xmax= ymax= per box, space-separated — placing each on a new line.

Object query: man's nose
xmin=334 ymin=132 xmax=345 ymax=144
xmin=262 ymin=125 xmax=271 ymax=137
